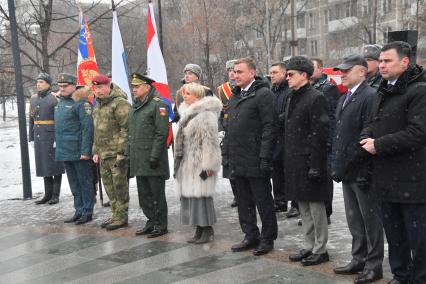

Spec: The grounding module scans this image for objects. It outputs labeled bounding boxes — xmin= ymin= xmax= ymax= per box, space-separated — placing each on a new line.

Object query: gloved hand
xmin=260 ymin=158 xmax=272 ymax=176
xmin=357 ymin=176 xmax=370 ymax=191
xmin=150 ymin=158 xmax=159 ymax=169
xmin=308 ymin=168 xmax=321 ymax=181
xmin=330 ymin=171 xmax=342 ymax=183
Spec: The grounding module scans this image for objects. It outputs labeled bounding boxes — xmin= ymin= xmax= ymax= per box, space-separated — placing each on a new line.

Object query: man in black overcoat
xmin=284 ymin=56 xmax=330 ymax=266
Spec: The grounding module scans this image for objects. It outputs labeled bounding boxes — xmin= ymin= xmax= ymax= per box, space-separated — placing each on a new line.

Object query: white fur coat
xmin=175 ymin=96 xmax=222 ymax=198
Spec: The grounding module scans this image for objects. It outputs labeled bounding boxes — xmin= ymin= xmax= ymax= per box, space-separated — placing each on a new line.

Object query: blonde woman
xmin=174 ymin=82 xmax=222 ymax=244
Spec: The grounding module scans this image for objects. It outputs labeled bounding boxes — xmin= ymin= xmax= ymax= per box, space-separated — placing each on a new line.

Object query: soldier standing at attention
xmin=216 ymin=59 xmax=238 ymax=208
xmin=30 ymin=72 xmax=65 ymax=205
xmin=129 ymin=73 xmax=170 ymax=238
xmin=92 ymin=74 xmax=131 ymax=231
xmin=55 ymin=73 xmax=95 ymax=224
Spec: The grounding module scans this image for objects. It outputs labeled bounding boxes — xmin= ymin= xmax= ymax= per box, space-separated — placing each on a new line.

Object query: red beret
xmin=92 ymin=74 xmax=111 ymax=85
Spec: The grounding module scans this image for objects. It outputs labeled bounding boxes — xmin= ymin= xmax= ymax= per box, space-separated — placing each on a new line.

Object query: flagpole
xmin=157 ymin=0 xmax=163 ymax=51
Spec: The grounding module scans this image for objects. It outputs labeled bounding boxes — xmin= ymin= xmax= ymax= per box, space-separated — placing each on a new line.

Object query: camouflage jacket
xmin=92 ymin=84 xmax=131 ymax=159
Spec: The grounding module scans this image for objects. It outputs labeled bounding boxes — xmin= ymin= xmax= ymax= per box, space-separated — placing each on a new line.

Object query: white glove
xmin=218 ymin=131 xmax=225 ymax=140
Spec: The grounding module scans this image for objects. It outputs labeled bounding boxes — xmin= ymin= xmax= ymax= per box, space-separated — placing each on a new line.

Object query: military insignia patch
xmin=84 ymin=102 xmax=92 ymax=115
xmin=159 ymin=107 xmax=167 ymax=116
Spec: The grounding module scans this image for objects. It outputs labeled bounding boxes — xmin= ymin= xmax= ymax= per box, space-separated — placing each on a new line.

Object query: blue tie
xmin=240 ymin=90 xmax=247 ymax=97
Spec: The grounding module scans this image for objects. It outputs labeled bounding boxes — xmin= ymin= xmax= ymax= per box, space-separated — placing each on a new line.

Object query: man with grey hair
xmin=217 ymin=59 xmax=238 ymax=207
xmin=332 ymin=55 xmax=384 ymax=284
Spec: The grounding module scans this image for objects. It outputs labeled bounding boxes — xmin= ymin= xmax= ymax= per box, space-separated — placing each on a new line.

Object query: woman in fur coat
xmin=174 ymin=82 xmax=222 ymax=244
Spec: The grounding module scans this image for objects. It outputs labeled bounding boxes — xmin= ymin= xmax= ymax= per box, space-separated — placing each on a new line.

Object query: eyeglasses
xmin=286 ymin=71 xmax=300 ymax=78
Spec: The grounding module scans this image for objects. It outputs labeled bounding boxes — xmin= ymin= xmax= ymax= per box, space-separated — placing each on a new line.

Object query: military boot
xmin=101 ymin=217 xmax=114 ymax=228
xmin=35 ymin=177 xmax=53 ymax=204
xmin=48 ymin=175 xmax=62 ymax=205
xmin=105 ymin=219 xmax=128 ymax=231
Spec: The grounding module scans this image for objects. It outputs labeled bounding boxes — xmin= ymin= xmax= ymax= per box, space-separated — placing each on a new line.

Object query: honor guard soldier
xmin=55 ymin=73 xmax=95 ymax=224
xmin=129 ymin=72 xmax=170 ymax=238
xmin=30 ymin=72 xmax=65 ymax=205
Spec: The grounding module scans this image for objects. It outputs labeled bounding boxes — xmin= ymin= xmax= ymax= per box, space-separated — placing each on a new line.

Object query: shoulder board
xmin=153 ymin=97 xmax=161 ymax=101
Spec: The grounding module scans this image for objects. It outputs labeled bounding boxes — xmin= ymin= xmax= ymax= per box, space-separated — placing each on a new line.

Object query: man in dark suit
xmin=332 ymin=55 xmax=384 ymax=284
xmin=361 ymin=41 xmax=426 ymax=284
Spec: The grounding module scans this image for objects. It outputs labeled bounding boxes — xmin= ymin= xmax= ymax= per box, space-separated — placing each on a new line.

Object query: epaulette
xmin=153 ymin=97 xmax=161 ymax=101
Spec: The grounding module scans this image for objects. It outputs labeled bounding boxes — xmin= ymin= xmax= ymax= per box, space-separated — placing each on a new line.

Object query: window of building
xmin=346 ymin=4 xmax=351 ymax=17
xmin=383 ymin=26 xmax=392 ymax=42
xmin=256 ymin=28 xmax=262 ymax=39
xmin=297 ymin=13 xmax=305 ymax=28
xmin=324 ymin=9 xmax=328 ymax=24
xmin=383 ymin=0 xmax=393 ymax=13
xmin=309 ymin=13 xmax=315 ymax=29
xmin=351 ymin=0 xmax=358 ymax=17
xmin=299 ymin=39 xmax=307 ymax=55
xmin=310 ymin=40 xmax=318 ymax=55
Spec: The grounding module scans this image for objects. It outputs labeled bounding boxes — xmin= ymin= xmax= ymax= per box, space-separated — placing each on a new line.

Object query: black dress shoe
xmin=135 ymin=226 xmax=154 ymax=236
xmin=301 ymin=252 xmax=329 ymax=266
xmin=231 ymin=238 xmax=259 ymax=252
xmin=47 ymin=197 xmax=59 ymax=205
xmin=103 ymin=201 xmax=110 ymax=207
xmin=388 ymin=279 xmax=410 ymax=284
xmin=333 ymin=261 xmax=365 ymax=275
xmin=253 ymin=240 xmax=273 ymax=256
xmin=148 ymin=228 xmax=168 ymax=238
xmin=289 ymin=249 xmax=312 ymax=262
xmin=230 ymin=198 xmax=238 ymax=208
xmin=35 ymin=196 xmax=51 ymax=205
xmin=64 ymin=214 xmax=81 ymax=223
xmin=274 ymin=202 xmax=288 ymax=213
xmin=354 ymin=270 xmax=383 ymax=284
xmin=75 ymin=215 xmax=92 ymax=225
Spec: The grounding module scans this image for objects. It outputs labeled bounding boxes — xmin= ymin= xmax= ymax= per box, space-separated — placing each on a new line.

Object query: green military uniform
xmin=129 ymin=73 xmax=170 ymax=236
xmin=92 ymin=83 xmax=130 ymax=227
xmin=367 ymin=71 xmax=382 ymax=90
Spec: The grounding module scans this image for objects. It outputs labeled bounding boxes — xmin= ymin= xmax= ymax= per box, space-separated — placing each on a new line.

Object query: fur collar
xmin=178 ymin=96 xmax=222 ymax=125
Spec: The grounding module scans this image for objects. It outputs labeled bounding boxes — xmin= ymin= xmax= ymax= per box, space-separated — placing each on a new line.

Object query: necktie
xmin=343 ymin=91 xmax=352 ymax=108
xmin=240 ymin=90 xmax=247 ymax=97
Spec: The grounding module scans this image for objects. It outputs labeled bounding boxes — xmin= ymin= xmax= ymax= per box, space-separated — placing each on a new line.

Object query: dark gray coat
xmin=283 ymin=83 xmax=331 ymax=201
xmin=29 ymin=89 xmax=65 ymax=177
xmin=331 ymin=81 xmax=375 ymax=182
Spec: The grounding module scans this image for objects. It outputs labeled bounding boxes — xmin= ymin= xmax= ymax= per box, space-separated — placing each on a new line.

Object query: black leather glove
xmin=357 ymin=176 xmax=370 ymax=191
xmin=260 ymin=158 xmax=272 ymax=176
xmin=149 ymin=158 xmax=159 ymax=169
xmin=308 ymin=168 xmax=321 ymax=181
xmin=330 ymin=171 xmax=342 ymax=183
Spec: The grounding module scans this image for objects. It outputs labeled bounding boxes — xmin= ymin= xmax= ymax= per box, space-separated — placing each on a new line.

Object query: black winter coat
xmin=283 ymin=83 xmax=331 ymax=201
xmin=361 ymin=65 xmax=426 ymax=203
xmin=331 ymin=81 xmax=375 ymax=182
xmin=222 ymin=78 xmax=276 ymax=178
xmin=272 ymin=80 xmax=292 ymax=161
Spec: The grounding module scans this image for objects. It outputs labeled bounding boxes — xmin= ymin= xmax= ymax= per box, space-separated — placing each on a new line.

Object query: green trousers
xmin=136 ymin=176 xmax=168 ymax=230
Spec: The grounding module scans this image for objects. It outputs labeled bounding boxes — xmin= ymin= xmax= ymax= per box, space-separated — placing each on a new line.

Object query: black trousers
xmin=381 ymin=202 xmax=426 ymax=283
xmin=272 ymin=160 xmax=286 ymax=203
xmin=234 ymin=176 xmax=277 ymax=242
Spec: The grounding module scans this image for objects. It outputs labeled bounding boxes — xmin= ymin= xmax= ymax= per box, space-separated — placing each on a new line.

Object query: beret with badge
xmin=92 ymin=73 xmax=111 ymax=85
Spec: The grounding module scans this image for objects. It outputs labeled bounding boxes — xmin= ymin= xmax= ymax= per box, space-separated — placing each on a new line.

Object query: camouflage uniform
xmin=367 ymin=71 xmax=382 ymax=90
xmin=93 ymin=84 xmax=131 ymax=225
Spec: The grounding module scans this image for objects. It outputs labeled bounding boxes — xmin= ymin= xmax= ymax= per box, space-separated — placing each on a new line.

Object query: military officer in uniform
xmin=92 ymin=74 xmax=131 ymax=231
xmin=363 ymin=44 xmax=382 ymax=90
xmin=30 ymin=72 xmax=65 ymax=205
xmin=216 ymin=59 xmax=238 ymax=208
xmin=55 ymin=73 xmax=95 ymax=224
xmin=129 ymin=72 xmax=170 ymax=238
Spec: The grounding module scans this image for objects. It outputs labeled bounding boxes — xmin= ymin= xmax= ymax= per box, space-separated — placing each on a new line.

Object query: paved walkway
xmin=0 ymin=177 xmax=391 ymax=284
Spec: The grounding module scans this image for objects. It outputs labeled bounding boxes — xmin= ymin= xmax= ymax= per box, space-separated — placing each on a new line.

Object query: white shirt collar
xmin=388 ymin=79 xmax=398 ymax=86
xmin=242 ymin=79 xmax=255 ymax=92
xmin=349 ymin=82 xmax=362 ymax=94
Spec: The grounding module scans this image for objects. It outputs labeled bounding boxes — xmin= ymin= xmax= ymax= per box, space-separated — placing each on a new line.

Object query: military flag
xmin=147 ymin=1 xmax=173 ymax=145
xmin=77 ymin=8 xmax=99 ymax=104
xmin=111 ymin=1 xmax=132 ymax=104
